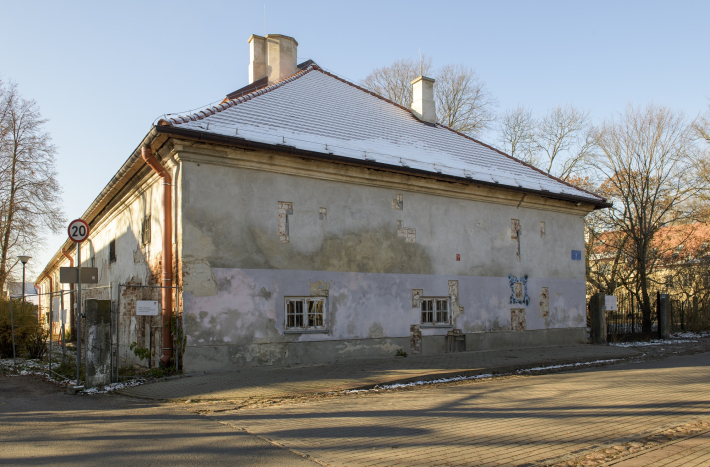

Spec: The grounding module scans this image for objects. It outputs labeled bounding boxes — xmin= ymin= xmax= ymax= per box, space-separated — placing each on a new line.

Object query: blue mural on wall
xmin=508 ymin=274 xmax=529 ymax=306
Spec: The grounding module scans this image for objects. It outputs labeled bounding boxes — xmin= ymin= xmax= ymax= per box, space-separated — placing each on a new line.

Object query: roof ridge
xmin=158 ymin=65 xmax=317 ymax=126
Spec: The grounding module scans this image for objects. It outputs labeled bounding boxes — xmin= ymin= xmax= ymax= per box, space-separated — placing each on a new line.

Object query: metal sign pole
xmin=76 ymin=245 xmax=82 ymax=388
xmin=49 ymin=292 xmax=53 ymax=376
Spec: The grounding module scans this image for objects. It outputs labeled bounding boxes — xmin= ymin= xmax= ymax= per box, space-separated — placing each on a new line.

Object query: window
xmin=421 ymin=298 xmax=450 ymax=325
xmin=141 ymin=215 xmax=151 ymax=245
xmin=109 ymin=239 xmax=116 ymax=263
xmin=285 ymin=297 xmax=327 ymax=331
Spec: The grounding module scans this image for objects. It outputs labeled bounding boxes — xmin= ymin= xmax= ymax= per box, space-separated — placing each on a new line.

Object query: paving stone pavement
xmin=606 ymin=430 xmax=710 ymax=466
xmin=119 ymin=345 xmax=638 ymax=401
xmin=204 ymin=351 xmax=710 ymax=467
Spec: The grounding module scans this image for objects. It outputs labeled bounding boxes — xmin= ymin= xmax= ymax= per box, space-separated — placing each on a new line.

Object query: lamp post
xmin=18 ymin=255 xmax=31 ymax=303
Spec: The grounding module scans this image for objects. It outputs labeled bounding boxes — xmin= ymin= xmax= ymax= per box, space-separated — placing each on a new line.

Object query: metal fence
xmin=604 ymin=290 xmax=706 ymax=341
xmin=4 ymin=282 xmax=182 ymax=384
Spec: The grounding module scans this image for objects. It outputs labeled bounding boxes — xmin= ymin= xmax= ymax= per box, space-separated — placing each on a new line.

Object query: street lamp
xmin=17 ymin=255 xmax=31 ymax=302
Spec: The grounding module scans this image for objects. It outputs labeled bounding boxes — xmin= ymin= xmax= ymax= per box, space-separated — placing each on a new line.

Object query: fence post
xmin=10 ymin=298 xmax=16 ymax=365
xmin=589 ymin=293 xmax=607 ymax=345
xmin=681 ymin=300 xmax=685 ymax=332
xmin=658 ymin=293 xmax=671 ymax=340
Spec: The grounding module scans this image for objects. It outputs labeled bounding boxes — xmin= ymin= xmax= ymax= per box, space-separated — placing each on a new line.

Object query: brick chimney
xmin=411 ymin=76 xmax=436 ymax=124
xmin=248 ymin=34 xmax=298 ymax=85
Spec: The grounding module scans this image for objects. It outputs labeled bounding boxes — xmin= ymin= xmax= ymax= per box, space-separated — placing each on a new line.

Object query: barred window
xmin=141 ymin=215 xmax=151 ymax=245
xmin=109 ymin=239 xmax=117 ymax=263
xmin=285 ymin=297 xmax=327 ymax=331
xmin=421 ymin=298 xmax=450 ymax=325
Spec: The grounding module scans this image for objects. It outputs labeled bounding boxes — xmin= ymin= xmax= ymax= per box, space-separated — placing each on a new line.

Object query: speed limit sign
xmin=67 ymin=219 xmax=90 ymax=243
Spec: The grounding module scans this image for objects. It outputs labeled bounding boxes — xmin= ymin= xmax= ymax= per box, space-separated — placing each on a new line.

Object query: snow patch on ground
xmin=341 ymin=359 xmax=621 ymax=394
xmin=611 ymin=339 xmax=698 ymax=348
xmin=517 ymin=359 xmax=620 ymax=373
xmin=82 ymin=379 xmax=147 ymax=394
xmin=1 ymin=357 xmax=148 ymax=393
xmin=672 ymin=331 xmax=710 ymax=339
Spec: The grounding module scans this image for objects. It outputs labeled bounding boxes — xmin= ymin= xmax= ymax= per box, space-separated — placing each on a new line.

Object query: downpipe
xmin=141 ymin=146 xmax=174 ymax=366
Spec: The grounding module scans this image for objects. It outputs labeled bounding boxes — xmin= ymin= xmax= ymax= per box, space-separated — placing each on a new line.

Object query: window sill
xmin=284 ymin=329 xmax=330 ymax=334
xmin=420 ymin=324 xmax=453 ymax=329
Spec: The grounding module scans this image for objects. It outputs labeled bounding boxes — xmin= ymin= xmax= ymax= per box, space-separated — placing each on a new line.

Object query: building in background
xmin=6 ymin=282 xmax=39 ymax=306
xmin=36 ymin=34 xmax=608 ymax=372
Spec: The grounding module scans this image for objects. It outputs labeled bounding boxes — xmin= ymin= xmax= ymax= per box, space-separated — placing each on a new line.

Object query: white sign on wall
xmin=605 ymin=295 xmax=618 ymax=311
xmin=136 ymin=300 xmax=159 ymax=316
xmin=61 ymin=309 xmax=67 ymax=324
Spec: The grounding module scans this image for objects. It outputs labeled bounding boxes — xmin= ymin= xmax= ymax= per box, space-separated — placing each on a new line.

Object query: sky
xmin=1 ymin=0 xmax=708 ymax=279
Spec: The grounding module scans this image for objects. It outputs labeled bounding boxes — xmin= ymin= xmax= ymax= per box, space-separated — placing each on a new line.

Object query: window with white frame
xmin=285 ymin=297 xmax=327 ymax=331
xmin=421 ymin=297 xmax=450 ymax=325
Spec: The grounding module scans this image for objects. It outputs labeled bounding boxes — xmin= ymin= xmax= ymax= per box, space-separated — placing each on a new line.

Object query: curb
xmin=115 ymin=350 xmax=640 ymax=402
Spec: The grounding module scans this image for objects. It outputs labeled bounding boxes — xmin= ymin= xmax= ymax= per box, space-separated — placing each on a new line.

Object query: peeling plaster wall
xmin=177 ymin=146 xmax=590 ymax=371
xmin=182 ymin=268 xmax=586 ymax=371
xmin=39 ymin=169 xmax=171 ymax=368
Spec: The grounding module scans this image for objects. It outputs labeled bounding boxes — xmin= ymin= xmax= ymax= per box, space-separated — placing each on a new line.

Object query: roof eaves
xmin=154 ymin=124 xmax=609 ymax=209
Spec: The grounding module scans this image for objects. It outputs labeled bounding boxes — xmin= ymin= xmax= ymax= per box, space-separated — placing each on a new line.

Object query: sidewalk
xmin=117 ymin=344 xmax=638 ymax=402
xmin=607 ymin=430 xmax=710 ymax=466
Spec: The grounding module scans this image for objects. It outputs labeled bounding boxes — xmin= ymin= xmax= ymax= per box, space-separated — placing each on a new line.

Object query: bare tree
xmin=360 ymin=57 xmax=433 ymax=109
xmin=592 ymin=104 xmax=698 ymax=331
xmin=498 ymin=105 xmax=538 ymax=165
xmin=534 ymin=105 xmax=592 ymax=180
xmin=0 ymin=78 xmax=64 ymax=292
xmin=694 ymin=102 xmax=710 ymax=143
xmin=360 ymin=58 xmax=497 ymax=137
xmin=434 ymin=64 xmax=497 ymax=137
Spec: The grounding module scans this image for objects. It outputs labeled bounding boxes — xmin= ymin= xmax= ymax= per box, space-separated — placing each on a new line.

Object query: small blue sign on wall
xmin=571 ymin=250 xmax=582 ymax=260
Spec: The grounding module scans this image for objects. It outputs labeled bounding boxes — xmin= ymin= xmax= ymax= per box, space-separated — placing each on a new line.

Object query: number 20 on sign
xmin=67 ymin=219 xmax=90 ymax=243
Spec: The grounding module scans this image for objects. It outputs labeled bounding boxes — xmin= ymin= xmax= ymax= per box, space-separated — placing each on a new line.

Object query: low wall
xmin=182 ymin=327 xmax=587 ymax=373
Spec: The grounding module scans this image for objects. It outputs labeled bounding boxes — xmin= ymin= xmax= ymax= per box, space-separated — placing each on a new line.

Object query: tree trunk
xmin=640 ymin=269 xmax=653 ymax=333
xmin=0 ymin=146 xmax=18 ymax=293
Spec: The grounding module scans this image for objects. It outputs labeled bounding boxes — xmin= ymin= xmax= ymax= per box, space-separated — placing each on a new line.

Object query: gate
xmin=605 ymin=290 xmax=689 ymax=341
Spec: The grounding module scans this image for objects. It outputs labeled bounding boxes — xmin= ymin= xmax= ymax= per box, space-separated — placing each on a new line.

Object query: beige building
xmin=37 ymin=34 xmax=608 ymax=372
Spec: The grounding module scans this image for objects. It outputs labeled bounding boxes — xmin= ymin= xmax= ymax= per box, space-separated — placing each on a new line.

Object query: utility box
xmin=85 ymin=299 xmax=112 ymax=388
xmin=589 ymin=293 xmax=607 ymax=345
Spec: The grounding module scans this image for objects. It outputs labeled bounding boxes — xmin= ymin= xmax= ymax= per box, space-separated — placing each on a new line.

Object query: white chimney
xmin=411 ymin=76 xmax=436 ymax=124
xmin=266 ymin=34 xmax=298 ymax=84
xmin=248 ymin=34 xmax=299 ymax=85
xmin=248 ymin=35 xmax=267 ymax=84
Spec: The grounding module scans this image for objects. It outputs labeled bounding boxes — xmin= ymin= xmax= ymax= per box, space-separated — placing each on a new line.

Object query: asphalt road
xmin=2 ymin=351 xmax=710 ymax=466
xmin=0 ymin=375 xmax=315 ymax=466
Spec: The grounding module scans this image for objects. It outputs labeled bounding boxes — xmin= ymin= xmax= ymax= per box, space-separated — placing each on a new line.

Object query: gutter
xmin=141 ymin=146 xmax=174 ymax=366
xmin=154 ymin=125 xmax=611 ymax=210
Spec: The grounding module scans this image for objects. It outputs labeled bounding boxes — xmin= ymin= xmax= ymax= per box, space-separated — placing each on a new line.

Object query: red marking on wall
xmin=456 ymin=254 xmax=460 ymax=261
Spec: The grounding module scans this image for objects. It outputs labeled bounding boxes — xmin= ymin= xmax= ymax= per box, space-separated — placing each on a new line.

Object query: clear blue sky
xmin=2 ymin=0 xmax=708 ymax=277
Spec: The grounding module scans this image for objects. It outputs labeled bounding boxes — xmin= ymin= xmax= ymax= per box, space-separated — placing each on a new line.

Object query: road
xmin=1 ymin=351 xmax=710 ymax=466
xmin=0 ymin=374 xmax=314 ymax=466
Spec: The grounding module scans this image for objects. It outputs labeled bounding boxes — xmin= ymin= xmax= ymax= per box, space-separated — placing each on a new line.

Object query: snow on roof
xmin=160 ymin=65 xmax=605 ymax=205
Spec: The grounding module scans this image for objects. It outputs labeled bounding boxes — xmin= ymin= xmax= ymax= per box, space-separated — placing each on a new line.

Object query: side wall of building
xmin=176 ymin=143 xmax=591 ymax=372
xmin=37 ymin=167 xmax=171 ymax=368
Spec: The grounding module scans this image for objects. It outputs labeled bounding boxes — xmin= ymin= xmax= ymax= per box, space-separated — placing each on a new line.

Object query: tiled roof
xmin=159 ymin=65 xmax=606 ymax=206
